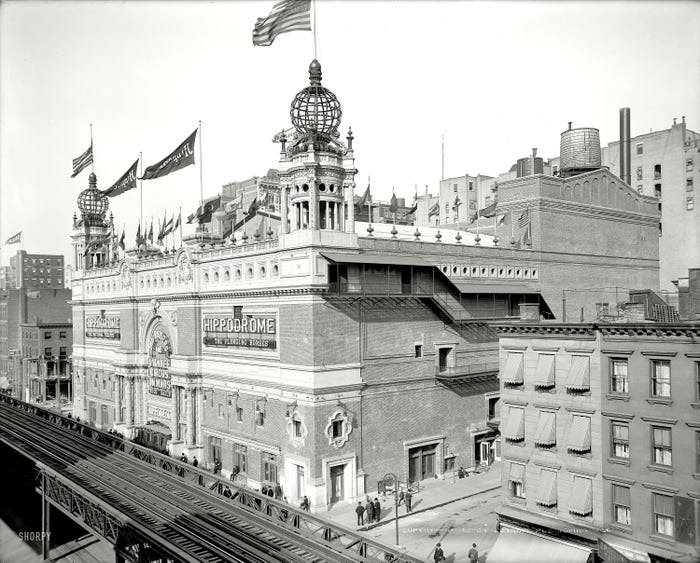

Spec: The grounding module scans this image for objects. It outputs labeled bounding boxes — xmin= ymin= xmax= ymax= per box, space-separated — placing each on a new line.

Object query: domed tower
xmin=71 ymin=172 xmax=113 ymax=271
xmin=277 ymin=60 xmax=358 ymax=240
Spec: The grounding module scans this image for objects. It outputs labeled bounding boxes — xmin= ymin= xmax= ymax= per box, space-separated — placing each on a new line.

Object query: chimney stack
xmin=619 ymin=108 xmax=631 ymax=185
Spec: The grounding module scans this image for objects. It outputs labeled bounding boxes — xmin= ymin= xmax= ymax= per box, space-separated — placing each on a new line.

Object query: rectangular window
xmin=218 ymin=403 xmax=224 ymax=418
xmin=696 ymin=363 xmax=700 ymax=401
xmin=652 ymin=426 xmax=672 ymax=466
xmin=687 ymin=177 xmax=695 ymax=191
xmin=636 ymin=166 xmax=643 ymax=180
xmin=687 ymin=158 xmax=694 ymax=171
xmin=612 ymin=484 xmax=631 ymax=526
xmin=414 ymin=344 xmax=423 ymax=358
xmin=44 ymin=347 xmax=52 ymax=357
xmin=453 ymin=183 xmax=458 ymax=192
xmin=59 ymin=331 xmax=66 ymax=339
xmin=236 ymin=406 xmax=243 ymax=422
xmin=209 ymin=436 xmax=222 ymax=463
xmin=651 ymin=360 xmax=671 ymax=398
xmin=468 ymin=181 xmax=474 ymax=191
xmin=611 ymin=422 xmax=630 ymax=459
xmin=255 ymin=410 xmax=265 ymax=427
xmin=610 ymin=359 xmax=629 ymax=393
xmin=262 ymin=453 xmax=278 ymax=483
xmin=687 ymin=196 xmax=694 ymax=210
xmin=234 ymin=444 xmax=247 ymax=474
xmin=655 ymin=184 xmax=662 ymax=198
xmin=654 ymin=164 xmax=661 ymax=180
xmin=652 ymin=494 xmax=674 ymax=536
xmin=696 ymin=431 xmax=700 ymax=473
xmin=293 ymin=419 xmax=303 ymax=438
xmin=44 ymin=331 xmax=51 ymax=339
xmin=332 ymin=419 xmax=343 ymax=439
xmin=636 ymin=143 xmax=643 ymax=155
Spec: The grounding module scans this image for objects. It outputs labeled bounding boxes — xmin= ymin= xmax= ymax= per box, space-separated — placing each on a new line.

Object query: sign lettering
xmin=85 ymin=315 xmax=120 ymax=340
xmin=203 ymin=313 xmax=277 ymax=350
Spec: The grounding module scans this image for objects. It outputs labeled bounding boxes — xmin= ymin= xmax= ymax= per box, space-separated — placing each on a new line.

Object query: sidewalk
xmin=324 ymin=462 xmax=501 ymax=532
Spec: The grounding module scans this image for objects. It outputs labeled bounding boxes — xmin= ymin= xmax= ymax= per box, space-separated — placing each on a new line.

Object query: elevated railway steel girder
xmin=0 ymin=393 xmax=421 ymax=563
xmin=39 ymin=470 xmax=178 ymax=563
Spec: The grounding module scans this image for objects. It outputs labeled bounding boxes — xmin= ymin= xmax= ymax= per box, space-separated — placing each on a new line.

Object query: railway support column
xmin=114 ymin=552 xmax=126 ymax=563
xmin=41 ymin=472 xmax=50 ymax=561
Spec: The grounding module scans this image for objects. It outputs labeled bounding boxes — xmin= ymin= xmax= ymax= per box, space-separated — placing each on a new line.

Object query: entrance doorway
xmin=294 ymin=464 xmax=305 ymax=499
xmin=408 ymin=444 xmax=437 ymax=482
xmin=480 ymin=441 xmax=491 ymax=466
xmin=330 ymin=465 xmax=345 ymax=503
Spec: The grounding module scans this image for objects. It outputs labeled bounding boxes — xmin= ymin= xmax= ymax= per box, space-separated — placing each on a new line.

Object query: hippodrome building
xmin=69 ymin=60 xmax=660 ymax=511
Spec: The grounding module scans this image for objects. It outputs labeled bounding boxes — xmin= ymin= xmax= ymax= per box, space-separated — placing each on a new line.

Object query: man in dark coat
xmin=192 ymin=456 xmax=199 ymax=467
xmin=405 ymin=490 xmax=412 ymax=513
xmin=433 ymin=543 xmax=445 ymax=562
xmin=467 ymin=543 xmax=479 ymax=563
xmin=373 ymin=498 xmax=381 ymax=522
xmin=366 ymin=498 xmax=374 ymax=523
xmin=355 ymin=501 xmax=365 ymax=526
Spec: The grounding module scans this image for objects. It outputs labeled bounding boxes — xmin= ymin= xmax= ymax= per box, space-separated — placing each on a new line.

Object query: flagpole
xmin=312 ymin=0 xmax=318 ymax=60
xmin=198 ymin=121 xmax=204 ymax=208
xmin=90 ymin=123 xmax=94 ymax=174
xmin=179 ymin=207 xmax=183 ymax=248
xmin=139 ymin=152 xmax=143 ymax=235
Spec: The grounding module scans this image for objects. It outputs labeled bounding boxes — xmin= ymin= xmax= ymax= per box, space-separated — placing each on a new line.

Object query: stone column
xmin=196 ymin=387 xmax=204 ymax=446
xmin=346 ymin=183 xmax=355 ymax=233
xmin=185 ymin=388 xmax=194 ymax=445
xmin=171 ymin=385 xmax=179 ymax=440
xmin=280 ymin=186 xmax=289 ymax=234
xmin=115 ymin=375 xmax=122 ymax=422
xmin=324 ymin=200 xmax=330 ymax=230
xmin=309 ymin=180 xmax=318 ymax=230
xmin=125 ymin=377 xmax=134 ymax=426
xmin=336 ymin=202 xmax=342 ymax=231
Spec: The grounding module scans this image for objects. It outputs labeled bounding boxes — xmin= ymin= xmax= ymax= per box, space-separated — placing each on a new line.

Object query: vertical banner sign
xmin=203 ymin=314 xmax=277 ymax=350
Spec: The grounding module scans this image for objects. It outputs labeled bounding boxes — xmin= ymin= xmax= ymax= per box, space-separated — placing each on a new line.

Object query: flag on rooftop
xmin=427 ymin=203 xmax=440 ymax=218
xmin=356 ymin=183 xmax=371 ymax=210
xmin=102 ymin=158 xmax=138 ymax=198
xmin=252 ymin=0 xmax=311 ymax=47
xmin=389 ymin=191 xmax=398 ymax=214
xmin=5 ymin=231 xmax=21 ymax=245
xmin=71 ymin=144 xmax=93 ymax=178
xmin=188 ymin=195 xmax=221 ymax=224
xmin=141 ymin=129 xmax=197 ymax=181
xmin=118 ymin=230 xmax=126 ymax=251
xmin=478 ymin=202 xmax=497 ymax=218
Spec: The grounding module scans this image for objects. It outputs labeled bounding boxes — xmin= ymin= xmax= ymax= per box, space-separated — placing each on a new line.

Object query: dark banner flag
xmin=141 ymin=129 xmax=197 ymax=181
xmin=102 ymin=158 xmax=138 ymax=197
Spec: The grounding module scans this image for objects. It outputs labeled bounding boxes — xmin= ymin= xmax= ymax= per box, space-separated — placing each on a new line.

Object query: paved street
xmin=363 ymin=488 xmax=500 ymax=563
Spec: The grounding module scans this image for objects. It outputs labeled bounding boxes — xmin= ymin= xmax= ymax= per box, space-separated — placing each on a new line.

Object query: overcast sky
xmin=1 ymin=1 xmax=698 ymax=265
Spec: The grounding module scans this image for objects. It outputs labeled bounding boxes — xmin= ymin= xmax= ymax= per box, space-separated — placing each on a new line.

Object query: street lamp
xmin=383 ymin=472 xmax=400 ymax=547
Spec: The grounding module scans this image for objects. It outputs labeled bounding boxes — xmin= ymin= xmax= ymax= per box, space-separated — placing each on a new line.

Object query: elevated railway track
xmin=0 ymin=394 xmax=419 ymax=563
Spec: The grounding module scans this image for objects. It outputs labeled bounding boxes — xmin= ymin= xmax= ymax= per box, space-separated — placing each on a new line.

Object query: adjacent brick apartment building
xmin=491 ymin=321 xmax=699 ymax=563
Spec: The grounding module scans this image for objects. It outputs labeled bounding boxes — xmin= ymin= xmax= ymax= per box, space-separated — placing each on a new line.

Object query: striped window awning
xmin=565 ymin=356 xmax=590 ymax=391
xmin=509 ymin=462 xmax=526 ymax=484
xmin=569 ymin=477 xmax=593 ymax=516
xmin=535 ymin=469 xmax=558 ymax=507
xmin=501 ymin=353 xmax=524 ymax=385
xmin=567 ymin=416 xmax=591 ymax=453
xmin=503 ymin=407 xmax=525 ymax=441
xmin=534 ymin=411 xmax=556 ymax=446
xmin=532 ymin=354 xmax=555 ymax=387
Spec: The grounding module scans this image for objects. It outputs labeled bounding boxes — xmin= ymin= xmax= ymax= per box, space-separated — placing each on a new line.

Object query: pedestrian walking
xmin=366 ymin=498 xmax=374 ymax=523
xmin=192 ymin=456 xmax=198 ymax=467
xmin=301 ymin=495 xmax=310 ymax=511
xmin=468 ymin=543 xmax=479 ymax=563
xmin=231 ymin=464 xmax=240 ymax=481
xmin=433 ymin=542 xmax=446 ymax=562
xmin=180 ymin=452 xmax=188 ymax=463
xmin=373 ymin=498 xmax=381 ymax=522
xmin=274 ymin=483 xmax=283 ymax=500
xmin=404 ymin=490 xmax=412 ymax=513
xmin=355 ymin=501 xmax=365 ymax=525
xmin=397 ymin=490 xmax=404 ymax=506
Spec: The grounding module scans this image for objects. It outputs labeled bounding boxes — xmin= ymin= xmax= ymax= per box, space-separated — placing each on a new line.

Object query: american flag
xmin=518 ymin=208 xmax=530 ymax=228
xmin=71 ymin=144 xmax=93 ymax=178
xmin=252 ymin=0 xmax=311 ymax=47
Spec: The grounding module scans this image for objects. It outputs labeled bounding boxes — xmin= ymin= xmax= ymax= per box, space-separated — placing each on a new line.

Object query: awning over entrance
xmin=321 ymin=252 xmax=430 ymax=267
xmin=488 ymin=525 xmax=592 ymax=563
xmin=449 ymin=280 xmax=541 ymax=294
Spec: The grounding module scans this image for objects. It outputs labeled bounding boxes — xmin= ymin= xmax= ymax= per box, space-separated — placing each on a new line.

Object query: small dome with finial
xmin=290 ymin=59 xmax=342 ymax=141
xmin=77 ymin=173 xmax=109 ymax=226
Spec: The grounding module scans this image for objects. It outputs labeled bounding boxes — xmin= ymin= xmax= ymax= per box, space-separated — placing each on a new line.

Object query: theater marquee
xmin=203 ymin=314 xmax=277 ymax=350
xmin=85 ymin=314 xmax=120 ymax=340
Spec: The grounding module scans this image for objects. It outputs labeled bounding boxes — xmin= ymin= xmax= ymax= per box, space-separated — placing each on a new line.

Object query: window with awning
xmin=535 ymin=469 xmax=558 ymax=507
xmin=569 ymin=476 xmax=593 ymax=516
xmin=567 ymin=416 xmax=591 ymax=453
xmin=503 ymin=406 xmax=525 ymax=441
xmin=501 ymin=352 xmax=524 ymax=385
xmin=565 ymin=355 xmax=590 ymax=391
xmin=534 ymin=411 xmax=556 ymax=447
xmin=509 ymin=461 xmax=526 ymax=484
xmin=533 ymin=354 xmax=555 ymax=388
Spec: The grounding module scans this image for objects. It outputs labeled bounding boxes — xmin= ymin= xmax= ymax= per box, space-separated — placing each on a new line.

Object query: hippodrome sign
xmin=203 ymin=314 xmax=277 ymax=350
xmin=85 ymin=315 xmax=120 ymax=340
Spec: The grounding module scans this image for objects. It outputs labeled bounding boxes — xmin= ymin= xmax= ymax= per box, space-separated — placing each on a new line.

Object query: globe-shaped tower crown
xmin=290 ymin=60 xmax=342 ymax=141
xmin=77 ymin=172 xmax=109 ymax=225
